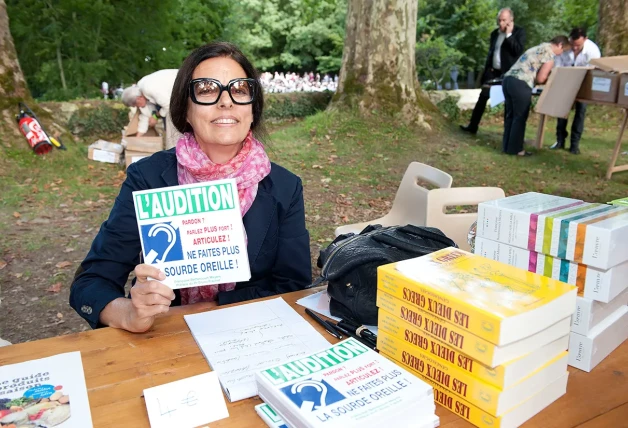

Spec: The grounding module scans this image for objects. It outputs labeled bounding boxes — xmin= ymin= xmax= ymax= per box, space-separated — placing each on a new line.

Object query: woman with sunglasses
xmin=70 ymin=42 xmax=311 ymax=333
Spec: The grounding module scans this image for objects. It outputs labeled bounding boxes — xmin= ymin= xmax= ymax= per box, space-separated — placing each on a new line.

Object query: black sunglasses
xmin=189 ymin=78 xmax=256 ymax=105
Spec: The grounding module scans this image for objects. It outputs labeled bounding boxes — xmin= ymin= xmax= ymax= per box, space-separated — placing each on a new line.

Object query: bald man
xmin=461 ymin=8 xmax=526 ymax=135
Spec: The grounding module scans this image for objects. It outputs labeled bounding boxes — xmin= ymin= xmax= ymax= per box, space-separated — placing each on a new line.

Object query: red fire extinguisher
xmin=15 ymin=102 xmax=65 ymax=155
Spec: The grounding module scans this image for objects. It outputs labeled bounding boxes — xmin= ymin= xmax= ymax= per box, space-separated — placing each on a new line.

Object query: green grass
xmin=2 ymin=103 xmax=627 ymax=252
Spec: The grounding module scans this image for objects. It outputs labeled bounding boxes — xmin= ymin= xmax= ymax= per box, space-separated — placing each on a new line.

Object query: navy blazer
xmin=484 ymin=26 xmax=526 ymax=79
xmin=70 ymin=149 xmax=311 ymax=328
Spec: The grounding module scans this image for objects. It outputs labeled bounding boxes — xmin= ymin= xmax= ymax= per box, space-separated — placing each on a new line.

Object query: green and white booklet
xmin=132 ymin=179 xmax=250 ymax=289
xmin=256 ymin=338 xmax=439 ymax=428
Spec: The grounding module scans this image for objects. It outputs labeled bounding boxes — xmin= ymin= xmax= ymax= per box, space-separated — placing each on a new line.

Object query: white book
xmin=564 ymin=205 xmax=628 ymax=270
xmin=476 ymin=192 xmax=582 ymax=249
xmin=534 ymin=202 xmax=598 ymax=254
xmin=568 ymin=305 xmax=628 ymax=372
xmin=256 ymin=338 xmax=438 ymax=428
xmin=572 ymin=288 xmax=628 ymax=335
xmin=474 ymin=237 xmax=628 ymax=303
xmin=0 ymin=352 xmax=93 ymax=427
xmin=184 ymin=298 xmax=330 ymax=402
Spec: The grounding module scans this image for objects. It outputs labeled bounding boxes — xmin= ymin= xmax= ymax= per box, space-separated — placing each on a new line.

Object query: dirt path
xmin=0 ymin=200 xmax=114 ymax=344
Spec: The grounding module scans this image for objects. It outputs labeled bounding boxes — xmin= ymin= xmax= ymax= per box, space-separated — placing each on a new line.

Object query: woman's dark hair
xmin=170 ymin=42 xmax=266 ymax=139
xmin=550 ymin=35 xmax=571 ymax=48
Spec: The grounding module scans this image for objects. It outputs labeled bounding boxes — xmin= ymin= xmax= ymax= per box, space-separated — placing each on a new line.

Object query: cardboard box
xmin=87 ymin=140 xmax=123 ymax=164
xmin=125 ymin=150 xmax=151 ymax=169
xmin=536 ymin=56 xmax=628 ymax=117
xmin=474 ymin=237 xmax=628 ymax=303
xmin=617 ymin=74 xmax=628 ymax=106
xmin=572 ymin=288 xmax=628 ymax=336
xmin=576 ymin=69 xmax=619 ymax=103
xmin=122 ymin=110 xmax=164 ymax=153
xmin=535 ymin=67 xmax=590 ymax=118
xmin=568 ymin=305 xmax=628 ymax=372
xmin=122 ymin=137 xmax=163 ymax=153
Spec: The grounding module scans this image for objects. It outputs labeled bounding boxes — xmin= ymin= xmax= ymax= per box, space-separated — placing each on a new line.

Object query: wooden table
xmin=1 ymin=288 xmax=627 ymax=427
xmin=534 ymin=99 xmax=628 ymax=180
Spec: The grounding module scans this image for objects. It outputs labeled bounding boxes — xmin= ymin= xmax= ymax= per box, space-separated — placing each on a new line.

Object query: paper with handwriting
xmin=143 ymin=372 xmax=228 ymax=428
xmin=184 ymin=297 xmax=330 ymax=402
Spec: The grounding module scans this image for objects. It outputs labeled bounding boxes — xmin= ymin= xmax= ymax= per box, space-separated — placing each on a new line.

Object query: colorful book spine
xmin=565 ymin=206 xmax=628 ymax=270
xmin=376 ymin=330 xmax=567 ymax=416
xmin=476 ymin=192 xmax=582 ymax=250
xmin=377 ymin=309 xmax=507 ymax=388
xmin=536 ymin=203 xmax=602 ymax=256
xmin=376 ymin=291 xmax=500 ymax=367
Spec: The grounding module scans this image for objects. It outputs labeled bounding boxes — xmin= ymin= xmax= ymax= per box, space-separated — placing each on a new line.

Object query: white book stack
xmin=475 ymin=192 xmax=628 ymax=372
xmin=255 ymin=338 xmax=439 ymax=428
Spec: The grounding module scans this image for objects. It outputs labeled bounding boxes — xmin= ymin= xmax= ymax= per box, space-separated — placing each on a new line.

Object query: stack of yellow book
xmin=376 ymin=248 xmax=577 ymax=428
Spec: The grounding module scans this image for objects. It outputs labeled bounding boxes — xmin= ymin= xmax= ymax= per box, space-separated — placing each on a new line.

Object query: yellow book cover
xmin=379 ymin=248 xmax=576 ymax=345
xmin=378 ymin=308 xmax=569 ymax=389
xmin=376 ymin=329 xmax=568 ymax=416
xmin=377 ymin=291 xmax=571 ymax=367
xmin=379 ymin=349 xmax=569 ymax=428
xmin=378 ymin=309 xmax=504 ymax=388
xmin=377 ymin=291 xmax=500 ymax=366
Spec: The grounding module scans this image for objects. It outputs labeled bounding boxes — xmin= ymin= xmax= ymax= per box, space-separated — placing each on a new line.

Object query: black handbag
xmin=312 ymin=224 xmax=457 ymax=326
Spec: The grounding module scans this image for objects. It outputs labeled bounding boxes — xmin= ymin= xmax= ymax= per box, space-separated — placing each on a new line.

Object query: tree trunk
xmin=0 ymin=0 xmax=30 ymax=102
xmin=598 ymin=0 xmax=628 ymax=56
xmin=56 ymin=44 xmax=67 ymax=90
xmin=332 ymin=0 xmax=430 ymax=128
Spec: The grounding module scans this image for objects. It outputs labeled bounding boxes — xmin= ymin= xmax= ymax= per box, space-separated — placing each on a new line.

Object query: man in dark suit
xmin=460 ymin=8 xmax=526 ymax=134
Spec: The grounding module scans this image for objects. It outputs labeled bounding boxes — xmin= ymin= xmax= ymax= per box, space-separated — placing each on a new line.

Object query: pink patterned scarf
xmin=176 ymin=130 xmax=271 ymax=305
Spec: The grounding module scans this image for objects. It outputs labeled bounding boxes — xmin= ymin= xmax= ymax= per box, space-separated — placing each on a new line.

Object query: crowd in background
xmin=259 ymin=71 xmax=338 ymax=93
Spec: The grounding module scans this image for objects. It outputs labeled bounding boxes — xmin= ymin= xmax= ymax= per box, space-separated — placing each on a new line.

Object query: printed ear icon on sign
xmin=291 ymin=380 xmax=327 ymax=411
xmin=141 ymin=222 xmax=184 ymax=264
xmin=148 ymin=223 xmax=177 ymax=263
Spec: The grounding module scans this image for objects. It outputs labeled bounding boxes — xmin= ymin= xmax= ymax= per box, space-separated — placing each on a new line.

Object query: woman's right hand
xmin=123 ymin=264 xmax=175 ymax=332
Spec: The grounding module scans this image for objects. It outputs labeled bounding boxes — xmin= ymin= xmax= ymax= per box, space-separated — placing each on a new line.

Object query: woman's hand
xmin=122 ymin=264 xmax=176 ymax=332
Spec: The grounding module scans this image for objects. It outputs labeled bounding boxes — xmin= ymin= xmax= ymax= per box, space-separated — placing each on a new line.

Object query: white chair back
xmin=334 ymin=162 xmax=453 ymax=236
xmin=425 ymin=187 xmax=506 ymax=251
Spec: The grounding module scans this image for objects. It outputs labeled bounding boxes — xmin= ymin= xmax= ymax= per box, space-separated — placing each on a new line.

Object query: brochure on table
xmin=0 ymin=352 xmax=92 ymax=427
xmin=133 ymin=179 xmax=250 ymax=289
xmin=184 ymin=297 xmax=331 ymax=402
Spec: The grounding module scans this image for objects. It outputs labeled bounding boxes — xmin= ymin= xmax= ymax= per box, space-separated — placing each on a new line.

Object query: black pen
xmin=332 ymin=323 xmax=376 ymax=349
xmin=305 ymin=308 xmax=343 ymax=339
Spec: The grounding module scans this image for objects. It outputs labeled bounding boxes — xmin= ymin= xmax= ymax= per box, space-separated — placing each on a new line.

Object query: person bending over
xmin=502 ymin=36 xmax=571 ymax=156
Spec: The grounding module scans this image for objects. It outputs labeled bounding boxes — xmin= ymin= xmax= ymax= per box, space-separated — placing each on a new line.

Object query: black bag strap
xmin=371 ymin=225 xmax=456 ymax=254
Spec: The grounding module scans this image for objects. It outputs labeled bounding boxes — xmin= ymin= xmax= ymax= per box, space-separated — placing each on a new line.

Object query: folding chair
xmin=425 ymin=187 xmax=506 ymax=251
xmin=334 ymin=162 xmax=453 ymax=236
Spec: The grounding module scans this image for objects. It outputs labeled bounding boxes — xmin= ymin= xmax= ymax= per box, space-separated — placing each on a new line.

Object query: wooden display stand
xmin=534 ymin=56 xmax=628 ymax=180
xmin=535 ymin=101 xmax=628 ymax=180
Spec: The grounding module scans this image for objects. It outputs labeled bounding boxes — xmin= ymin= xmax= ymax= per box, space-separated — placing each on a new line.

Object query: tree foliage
xmin=222 ymin=0 xmax=346 ymax=73
xmin=6 ymin=0 xmax=227 ymax=100
xmin=417 ymin=0 xmax=495 ymax=73
xmin=415 ymin=35 xmax=463 ymax=89
xmin=6 ymin=0 xmax=600 ymax=101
